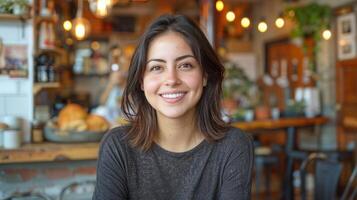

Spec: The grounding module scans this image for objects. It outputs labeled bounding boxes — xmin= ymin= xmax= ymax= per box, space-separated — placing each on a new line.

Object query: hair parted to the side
xmin=121 ymin=14 xmax=229 ymax=151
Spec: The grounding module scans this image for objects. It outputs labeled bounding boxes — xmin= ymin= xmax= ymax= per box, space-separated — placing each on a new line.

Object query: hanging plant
xmin=285 ymin=3 xmax=332 ymax=72
xmin=286 ymin=3 xmax=332 ymax=42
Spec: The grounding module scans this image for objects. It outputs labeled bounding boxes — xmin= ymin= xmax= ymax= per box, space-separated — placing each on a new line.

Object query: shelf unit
xmin=0 ymin=13 xmax=31 ymax=21
xmin=33 ymin=82 xmax=60 ymax=95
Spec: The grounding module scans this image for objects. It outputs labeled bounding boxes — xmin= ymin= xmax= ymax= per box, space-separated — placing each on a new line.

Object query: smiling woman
xmin=93 ymin=14 xmax=254 ymax=200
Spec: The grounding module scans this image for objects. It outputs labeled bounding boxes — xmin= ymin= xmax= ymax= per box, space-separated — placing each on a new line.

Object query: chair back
xmin=299 ymin=153 xmax=342 ymax=200
xmin=314 ymin=159 xmax=342 ymax=200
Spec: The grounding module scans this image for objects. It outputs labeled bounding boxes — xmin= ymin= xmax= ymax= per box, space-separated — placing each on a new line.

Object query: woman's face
xmin=142 ymin=31 xmax=206 ymax=121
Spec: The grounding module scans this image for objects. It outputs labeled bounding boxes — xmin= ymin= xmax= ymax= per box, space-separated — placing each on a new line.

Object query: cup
xmin=3 ymin=130 xmax=22 ymax=149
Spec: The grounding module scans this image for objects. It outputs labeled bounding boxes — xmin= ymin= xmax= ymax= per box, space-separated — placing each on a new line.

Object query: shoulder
xmin=99 ymin=125 xmax=131 ymax=153
xmin=215 ymin=127 xmax=254 ymax=154
xmin=220 ymin=127 xmax=253 ymax=145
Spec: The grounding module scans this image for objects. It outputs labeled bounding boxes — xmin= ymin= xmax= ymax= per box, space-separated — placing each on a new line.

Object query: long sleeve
xmin=218 ymin=133 xmax=254 ymax=200
xmin=92 ymin=132 xmax=128 ymax=200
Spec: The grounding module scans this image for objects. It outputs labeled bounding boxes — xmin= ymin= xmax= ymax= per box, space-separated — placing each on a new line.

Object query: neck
xmin=156 ymin=113 xmax=204 ymax=153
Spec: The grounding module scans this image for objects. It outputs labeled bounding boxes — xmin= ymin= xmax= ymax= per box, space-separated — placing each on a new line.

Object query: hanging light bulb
xmin=258 ymin=18 xmax=268 ymax=32
xmin=226 ymin=11 xmax=235 ymax=22
xmin=216 ymin=0 xmax=224 ymax=12
xmin=275 ymin=15 xmax=285 ymax=28
xmin=322 ymin=29 xmax=332 ymax=40
xmin=63 ymin=20 xmax=72 ymax=31
xmin=72 ymin=0 xmax=90 ymax=40
xmin=89 ymin=0 xmax=116 ymax=18
xmin=241 ymin=17 xmax=250 ymax=28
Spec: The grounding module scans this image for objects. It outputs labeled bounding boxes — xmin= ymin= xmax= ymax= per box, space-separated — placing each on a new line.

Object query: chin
xmin=157 ymin=108 xmax=195 ymax=120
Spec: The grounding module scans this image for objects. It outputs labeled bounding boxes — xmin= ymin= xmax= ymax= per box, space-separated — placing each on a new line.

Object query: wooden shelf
xmin=0 ymin=13 xmax=31 ymax=21
xmin=0 ymin=142 xmax=100 ymax=164
xmin=34 ymin=15 xmax=58 ymax=23
xmin=36 ymin=47 xmax=66 ymax=56
xmin=33 ymin=82 xmax=60 ymax=95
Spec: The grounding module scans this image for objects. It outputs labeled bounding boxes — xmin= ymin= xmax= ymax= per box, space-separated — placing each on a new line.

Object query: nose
xmin=164 ymin=68 xmax=181 ymax=86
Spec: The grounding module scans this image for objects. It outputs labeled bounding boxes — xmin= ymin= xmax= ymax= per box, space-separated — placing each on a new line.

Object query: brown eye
xmin=179 ymin=63 xmax=193 ymax=70
xmin=150 ymin=65 xmax=162 ymax=72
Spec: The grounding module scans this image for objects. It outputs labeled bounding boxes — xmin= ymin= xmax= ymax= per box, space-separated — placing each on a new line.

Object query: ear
xmin=203 ymin=74 xmax=208 ymax=87
xmin=141 ymin=81 xmax=144 ymax=91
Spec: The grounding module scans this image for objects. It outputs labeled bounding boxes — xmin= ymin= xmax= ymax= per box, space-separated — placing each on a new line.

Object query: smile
xmin=160 ymin=92 xmax=186 ymax=103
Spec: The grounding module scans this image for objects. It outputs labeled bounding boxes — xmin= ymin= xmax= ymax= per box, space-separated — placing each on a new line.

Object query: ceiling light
xmin=63 ymin=20 xmax=72 ymax=31
xmin=72 ymin=0 xmax=91 ymax=40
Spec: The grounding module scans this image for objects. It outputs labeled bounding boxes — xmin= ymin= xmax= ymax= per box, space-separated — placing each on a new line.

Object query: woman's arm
xmin=92 ymin=132 xmax=128 ymax=200
xmin=218 ymin=133 xmax=254 ymax=200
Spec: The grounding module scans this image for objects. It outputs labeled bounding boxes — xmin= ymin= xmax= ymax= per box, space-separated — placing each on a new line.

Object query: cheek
xmin=185 ymin=73 xmax=205 ymax=89
xmin=142 ymin=77 xmax=159 ymax=94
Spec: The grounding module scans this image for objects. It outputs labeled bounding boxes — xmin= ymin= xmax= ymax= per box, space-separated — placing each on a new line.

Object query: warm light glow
xmin=226 ymin=11 xmax=235 ymax=22
xmin=275 ymin=17 xmax=285 ymax=28
xmin=91 ymin=41 xmax=101 ymax=50
xmin=72 ymin=17 xmax=90 ymax=40
xmin=241 ymin=17 xmax=250 ymax=28
xmin=89 ymin=0 xmax=116 ymax=18
xmin=258 ymin=21 xmax=268 ymax=32
xmin=216 ymin=0 xmax=224 ymax=12
xmin=63 ymin=20 xmax=72 ymax=31
xmin=66 ymin=38 xmax=73 ymax=45
xmin=322 ymin=29 xmax=332 ymax=40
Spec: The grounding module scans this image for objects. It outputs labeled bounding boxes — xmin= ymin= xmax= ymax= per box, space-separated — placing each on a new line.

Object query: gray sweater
xmin=93 ymin=126 xmax=253 ymax=200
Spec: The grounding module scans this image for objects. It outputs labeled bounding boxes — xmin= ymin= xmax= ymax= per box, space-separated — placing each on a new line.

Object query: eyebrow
xmin=146 ymin=55 xmax=195 ymax=64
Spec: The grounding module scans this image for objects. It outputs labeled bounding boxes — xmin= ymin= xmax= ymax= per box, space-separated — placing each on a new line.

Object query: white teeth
xmin=161 ymin=92 xmax=184 ymax=99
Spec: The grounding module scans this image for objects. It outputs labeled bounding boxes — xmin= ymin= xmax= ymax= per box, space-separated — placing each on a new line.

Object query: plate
xmin=43 ymin=121 xmax=106 ymax=143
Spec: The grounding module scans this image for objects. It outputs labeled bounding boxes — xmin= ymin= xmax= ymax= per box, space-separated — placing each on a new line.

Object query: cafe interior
xmin=0 ymin=0 xmax=356 ymax=199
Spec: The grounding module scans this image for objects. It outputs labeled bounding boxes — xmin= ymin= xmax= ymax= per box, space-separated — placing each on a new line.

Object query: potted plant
xmin=11 ymin=0 xmax=30 ymax=15
xmin=222 ymin=61 xmax=258 ymax=121
xmin=0 ymin=0 xmax=13 ymax=14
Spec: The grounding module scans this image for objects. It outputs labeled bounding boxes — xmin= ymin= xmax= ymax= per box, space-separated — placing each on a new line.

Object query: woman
xmin=93 ymin=14 xmax=253 ymax=200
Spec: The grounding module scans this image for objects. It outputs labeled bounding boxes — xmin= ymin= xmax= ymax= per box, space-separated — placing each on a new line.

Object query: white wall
xmin=0 ymin=17 xmax=34 ymax=142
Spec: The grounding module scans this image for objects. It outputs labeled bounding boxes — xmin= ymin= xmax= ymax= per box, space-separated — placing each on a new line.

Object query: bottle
xmin=32 ymin=120 xmax=44 ymax=143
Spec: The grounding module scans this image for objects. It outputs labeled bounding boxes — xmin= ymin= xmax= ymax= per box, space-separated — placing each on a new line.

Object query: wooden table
xmin=232 ymin=116 xmax=329 ymax=200
xmin=0 ymin=142 xmax=100 ymax=164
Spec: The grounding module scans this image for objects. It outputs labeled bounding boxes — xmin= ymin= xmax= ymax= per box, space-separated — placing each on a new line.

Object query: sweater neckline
xmin=152 ymin=139 xmax=208 ymax=157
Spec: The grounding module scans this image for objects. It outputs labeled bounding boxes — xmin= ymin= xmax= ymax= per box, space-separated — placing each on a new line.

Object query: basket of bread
xmin=44 ymin=103 xmax=110 ymax=143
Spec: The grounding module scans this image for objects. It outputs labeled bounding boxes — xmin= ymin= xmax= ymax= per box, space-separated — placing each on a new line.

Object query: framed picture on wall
xmin=337 ymin=12 xmax=357 ymax=60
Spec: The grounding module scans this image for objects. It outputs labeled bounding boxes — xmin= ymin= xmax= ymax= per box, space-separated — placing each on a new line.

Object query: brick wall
xmin=0 ymin=160 xmax=97 ymax=199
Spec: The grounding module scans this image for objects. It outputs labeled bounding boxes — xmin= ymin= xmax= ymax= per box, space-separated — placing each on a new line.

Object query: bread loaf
xmin=58 ymin=103 xmax=88 ymax=131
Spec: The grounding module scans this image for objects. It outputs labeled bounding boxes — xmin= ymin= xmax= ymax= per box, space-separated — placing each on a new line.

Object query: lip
xmin=159 ymin=91 xmax=187 ymax=104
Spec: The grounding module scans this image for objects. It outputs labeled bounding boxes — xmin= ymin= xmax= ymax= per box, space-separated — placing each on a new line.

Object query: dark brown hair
xmin=121 ymin=14 xmax=228 ymax=151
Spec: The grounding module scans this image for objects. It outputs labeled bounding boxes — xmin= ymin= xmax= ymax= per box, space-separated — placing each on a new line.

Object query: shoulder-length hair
xmin=121 ymin=14 xmax=229 ymax=151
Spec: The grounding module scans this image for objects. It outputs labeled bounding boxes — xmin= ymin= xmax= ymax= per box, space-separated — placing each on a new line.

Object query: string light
xmin=226 ymin=11 xmax=235 ymax=22
xmin=241 ymin=17 xmax=250 ymax=28
xmin=275 ymin=15 xmax=285 ymax=28
xmin=216 ymin=0 xmax=224 ymax=12
xmin=322 ymin=29 xmax=332 ymax=40
xmin=258 ymin=18 xmax=268 ymax=32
